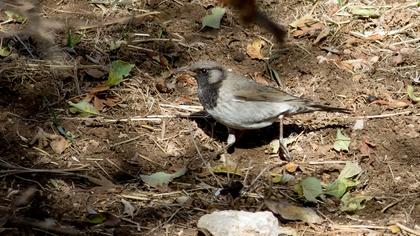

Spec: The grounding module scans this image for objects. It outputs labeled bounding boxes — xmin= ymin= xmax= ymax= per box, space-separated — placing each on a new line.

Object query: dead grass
xmin=0 ymin=0 xmax=419 ymax=235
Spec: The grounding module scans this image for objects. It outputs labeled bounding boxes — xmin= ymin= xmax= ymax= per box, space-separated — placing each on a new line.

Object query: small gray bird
xmin=180 ymin=60 xmax=349 ymax=160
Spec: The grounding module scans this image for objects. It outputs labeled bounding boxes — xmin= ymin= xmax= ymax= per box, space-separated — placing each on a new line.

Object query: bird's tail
xmin=254 ymin=10 xmax=287 ymax=44
xmin=305 ymin=102 xmax=351 ymax=114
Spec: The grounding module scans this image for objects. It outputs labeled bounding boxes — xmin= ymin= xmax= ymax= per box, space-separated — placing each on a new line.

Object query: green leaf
xmin=5 ymin=11 xmax=26 ymax=23
xmin=66 ymin=30 xmax=83 ymax=48
xmin=68 ymin=101 xmax=99 ymax=115
xmin=340 ymin=192 xmax=372 ymax=212
xmin=87 ymin=213 xmax=107 ymax=224
xmin=349 ymin=6 xmax=380 ymax=18
xmin=300 ymin=177 xmax=323 ymax=202
xmin=0 ymin=45 xmax=11 ymax=57
xmin=272 ymin=173 xmax=294 ymax=184
xmin=333 ymin=129 xmax=351 ymax=152
xmin=325 ymin=178 xmax=360 ymax=198
xmin=338 ymin=162 xmax=362 ymax=179
xmin=107 ymin=60 xmax=134 ymax=86
xmin=407 ymin=84 xmax=420 ymax=102
xmin=201 ymin=7 xmax=226 ymax=29
xmin=140 ymin=167 xmax=187 ymax=188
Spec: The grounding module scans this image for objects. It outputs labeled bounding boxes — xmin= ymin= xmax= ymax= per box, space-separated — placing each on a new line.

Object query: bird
xmin=179 ymin=60 xmax=350 ymax=160
xmin=219 ymin=0 xmax=287 ymax=44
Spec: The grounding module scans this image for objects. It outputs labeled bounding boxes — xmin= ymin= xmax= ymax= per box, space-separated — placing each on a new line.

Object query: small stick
xmin=391 ymin=37 xmax=420 ymax=46
xmin=396 ymin=223 xmax=420 ymax=236
xmin=381 ymin=197 xmax=404 ymax=213
xmin=77 ymin=12 xmax=160 ymax=30
xmin=110 ymin=135 xmax=143 ymax=148
xmin=331 ymin=224 xmax=388 ymax=230
xmin=137 ymin=153 xmax=163 ymax=167
xmin=302 ymin=161 xmax=348 ymax=165
xmin=356 ymin=111 xmax=412 ymax=119
xmin=132 ymin=38 xmax=181 ymax=43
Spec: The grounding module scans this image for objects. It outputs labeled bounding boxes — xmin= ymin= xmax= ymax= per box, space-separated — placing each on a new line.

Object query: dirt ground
xmin=0 ymin=0 xmax=419 ymax=235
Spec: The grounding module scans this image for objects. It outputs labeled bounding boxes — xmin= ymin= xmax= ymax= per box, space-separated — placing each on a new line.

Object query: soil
xmin=0 ymin=0 xmax=419 ymax=235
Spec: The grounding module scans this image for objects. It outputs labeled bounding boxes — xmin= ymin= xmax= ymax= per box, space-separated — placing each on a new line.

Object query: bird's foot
xmin=279 ymin=140 xmax=292 ymax=161
xmin=214 ymin=133 xmax=236 ymax=159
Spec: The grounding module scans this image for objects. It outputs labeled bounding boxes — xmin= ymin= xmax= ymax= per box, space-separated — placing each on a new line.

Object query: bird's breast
xmin=205 ymin=91 xmax=286 ymax=129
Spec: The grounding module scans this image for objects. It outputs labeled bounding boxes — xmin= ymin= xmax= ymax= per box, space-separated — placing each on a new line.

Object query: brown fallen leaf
xmin=254 ymin=72 xmax=269 ymax=85
xmin=93 ymin=96 xmax=106 ymax=111
xmin=50 ymin=135 xmax=70 ymax=154
xmin=391 ymin=54 xmax=404 ymax=66
xmin=246 ymin=39 xmax=266 ymax=60
xmin=103 ymin=97 xmax=120 ymax=107
xmin=284 ymin=162 xmax=299 ymax=173
xmin=293 ymin=22 xmax=324 ymax=38
xmin=372 ymin=98 xmax=411 ymax=108
xmin=313 ymin=26 xmax=330 ymax=44
xmin=85 ymin=68 xmax=107 ymax=79
xmin=88 ymin=83 xmax=111 ymax=94
xmin=360 ymin=141 xmax=370 ymax=157
xmin=289 ymin=14 xmax=317 ymax=29
xmin=177 ymin=74 xmax=196 ymax=86
xmin=366 ymin=34 xmax=384 ymax=41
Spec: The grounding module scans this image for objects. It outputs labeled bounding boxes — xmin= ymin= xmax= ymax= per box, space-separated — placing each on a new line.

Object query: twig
xmin=127 ymin=45 xmax=158 ymax=53
xmin=132 ymin=38 xmax=181 ymax=43
xmin=60 ymin=116 xmax=162 ymax=123
xmin=391 ymin=37 xmax=420 ymax=46
xmin=159 ymin=104 xmax=203 ymax=112
xmin=381 ymin=197 xmax=404 ymax=213
xmin=356 ymin=111 xmax=412 ymax=119
xmin=77 ymin=12 xmax=160 ymax=30
xmin=331 ymin=224 xmax=388 ymax=230
xmin=137 ymin=153 xmax=164 ymax=167
xmin=302 ymin=161 xmax=348 ymax=165
xmin=188 ymin=124 xmax=223 ymax=188
xmin=396 ymin=223 xmax=420 ymax=236
xmin=110 ymin=135 xmax=143 ymax=148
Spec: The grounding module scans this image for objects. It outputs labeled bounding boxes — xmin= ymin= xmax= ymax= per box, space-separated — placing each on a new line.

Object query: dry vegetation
xmin=0 ymin=0 xmax=419 ymax=235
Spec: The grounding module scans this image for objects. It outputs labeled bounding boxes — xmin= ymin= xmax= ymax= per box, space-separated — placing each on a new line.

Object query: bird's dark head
xmin=178 ymin=60 xmax=226 ymax=85
xmin=176 ymin=60 xmax=225 ymax=110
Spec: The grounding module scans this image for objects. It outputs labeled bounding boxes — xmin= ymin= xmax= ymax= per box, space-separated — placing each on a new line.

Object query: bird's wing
xmin=225 ymin=74 xmax=301 ymax=103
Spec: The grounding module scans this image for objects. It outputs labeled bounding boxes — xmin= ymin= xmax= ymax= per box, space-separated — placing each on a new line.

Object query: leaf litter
xmin=1 ymin=0 xmax=419 ymax=235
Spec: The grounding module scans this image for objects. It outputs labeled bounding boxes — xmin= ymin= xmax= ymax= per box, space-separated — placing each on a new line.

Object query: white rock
xmin=197 ymin=210 xmax=281 ymax=236
xmin=353 ymin=119 xmax=364 ymax=130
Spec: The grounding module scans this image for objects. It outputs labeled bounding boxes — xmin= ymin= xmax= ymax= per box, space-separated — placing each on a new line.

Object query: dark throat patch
xmin=195 ymin=68 xmax=224 ymax=110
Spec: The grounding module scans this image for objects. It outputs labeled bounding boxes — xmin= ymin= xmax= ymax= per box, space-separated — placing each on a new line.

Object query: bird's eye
xmin=200 ymin=68 xmax=207 ymax=73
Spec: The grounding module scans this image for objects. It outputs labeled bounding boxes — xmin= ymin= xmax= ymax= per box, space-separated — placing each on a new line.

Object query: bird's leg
xmin=215 ymin=127 xmax=236 ymax=159
xmin=226 ymin=127 xmax=236 ymax=151
xmin=278 ymin=115 xmax=292 ymax=161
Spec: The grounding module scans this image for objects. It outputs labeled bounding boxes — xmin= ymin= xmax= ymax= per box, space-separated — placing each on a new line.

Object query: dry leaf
xmin=289 ymin=15 xmax=317 ymax=29
xmin=254 ymin=72 xmax=269 ymax=85
xmin=50 ymin=135 xmax=70 ymax=154
xmin=103 ymin=97 xmax=119 ymax=107
xmin=177 ymin=74 xmax=196 ymax=86
xmin=391 ymin=54 xmax=404 ymax=66
xmin=372 ymin=98 xmax=411 ymax=108
xmin=246 ymin=39 xmax=266 ymax=60
xmin=85 ymin=69 xmax=107 ymax=79
xmin=284 ymin=162 xmax=299 ymax=173
xmin=93 ymin=96 xmax=105 ymax=111
xmin=166 ymin=141 xmax=181 ymax=157
xmin=313 ymin=27 xmax=330 ymax=44
xmin=89 ymin=83 xmax=110 ymax=94
xmin=360 ymin=141 xmax=370 ymax=157
xmin=265 ymin=199 xmax=323 ymax=224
